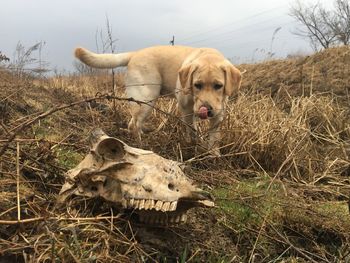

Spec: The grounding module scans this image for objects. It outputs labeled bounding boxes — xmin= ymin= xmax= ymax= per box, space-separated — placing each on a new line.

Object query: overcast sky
xmin=0 ymin=0 xmax=332 ymax=73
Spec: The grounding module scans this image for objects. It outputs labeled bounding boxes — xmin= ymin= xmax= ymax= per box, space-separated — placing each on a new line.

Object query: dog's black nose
xmin=203 ymin=103 xmax=214 ymax=117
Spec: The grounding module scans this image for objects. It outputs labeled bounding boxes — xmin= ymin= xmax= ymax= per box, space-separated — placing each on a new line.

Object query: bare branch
xmin=290 ymin=1 xmax=338 ymax=50
xmin=332 ymin=0 xmax=350 ymax=44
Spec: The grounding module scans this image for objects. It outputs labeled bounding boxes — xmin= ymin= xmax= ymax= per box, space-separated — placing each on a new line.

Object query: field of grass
xmin=0 ymin=46 xmax=349 ymax=262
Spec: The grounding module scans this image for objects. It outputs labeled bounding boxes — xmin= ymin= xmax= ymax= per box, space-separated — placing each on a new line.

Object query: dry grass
xmin=0 ymin=47 xmax=349 ymax=262
xmin=240 ymin=45 xmax=350 ymax=104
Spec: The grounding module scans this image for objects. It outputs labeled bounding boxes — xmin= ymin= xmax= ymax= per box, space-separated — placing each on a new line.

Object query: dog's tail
xmin=74 ymin=47 xmax=133 ymax=68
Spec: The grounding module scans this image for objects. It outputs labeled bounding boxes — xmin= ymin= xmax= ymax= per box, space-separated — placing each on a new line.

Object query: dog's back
xmin=75 ymin=45 xmax=197 ymax=91
xmin=75 ymin=45 xmax=196 ymax=68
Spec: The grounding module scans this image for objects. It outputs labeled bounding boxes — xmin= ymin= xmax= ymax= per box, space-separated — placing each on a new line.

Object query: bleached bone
xmin=58 ymin=129 xmax=214 ymax=224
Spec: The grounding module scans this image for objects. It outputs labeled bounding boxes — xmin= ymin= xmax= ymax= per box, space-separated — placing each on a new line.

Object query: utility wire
xmin=181 ymin=16 xmax=293 ymax=46
xmin=188 ymin=20 xmax=298 ymax=48
xmin=176 ymin=5 xmax=286 ymax=43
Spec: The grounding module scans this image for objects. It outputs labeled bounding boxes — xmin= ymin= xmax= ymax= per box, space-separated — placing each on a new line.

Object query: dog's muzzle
xmin=198 ymin=104 xmax=214 ymax=119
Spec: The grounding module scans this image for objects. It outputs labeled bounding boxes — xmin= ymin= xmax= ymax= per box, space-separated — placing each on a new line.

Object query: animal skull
xmin=59 ymin=129 xmax=214 ymax=224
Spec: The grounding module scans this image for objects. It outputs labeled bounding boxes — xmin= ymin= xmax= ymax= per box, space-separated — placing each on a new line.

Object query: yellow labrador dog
xmin=74 ymin=45 xmax=242 ymax=154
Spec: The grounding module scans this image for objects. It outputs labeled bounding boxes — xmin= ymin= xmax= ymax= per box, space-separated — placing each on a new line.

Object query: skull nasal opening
xmin=168 ymin=183 xmax=179 ymax=192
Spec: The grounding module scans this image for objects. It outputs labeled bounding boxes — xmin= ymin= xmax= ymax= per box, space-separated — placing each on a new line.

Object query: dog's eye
xmin=214 ymin=83 xmax=223 ymax=90
xmin=194 ymin=83 xmax=203 ymax=90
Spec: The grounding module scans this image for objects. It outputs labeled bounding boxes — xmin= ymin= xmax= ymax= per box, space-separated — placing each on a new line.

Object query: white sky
xmin=0 ymin=0 xmax=333 ymax=73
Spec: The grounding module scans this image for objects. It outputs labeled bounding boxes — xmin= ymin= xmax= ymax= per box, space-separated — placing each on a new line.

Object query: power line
xmin=186 ymin=20 xmax=298 ymax=48
xmin=215 ymin=35 xmax=293 ymax=51
xmin=176 ymin=5 xmax=286 ymax=43
xmin=181 ymin=15 xmax=291 ymax=46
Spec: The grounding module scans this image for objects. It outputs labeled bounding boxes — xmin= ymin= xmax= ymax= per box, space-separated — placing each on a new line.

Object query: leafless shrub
xmin=330 ymin=0 xmax=350 ymax=45
xmin=290 ymin=1 xmax=337 ymax=50
xmin=73 ymin=15 xmax=121 ymax=112
xmin=290 ymin=0 xmax=350 ymax=50
xmin=9 ymin=41 xmax=50 ymax=77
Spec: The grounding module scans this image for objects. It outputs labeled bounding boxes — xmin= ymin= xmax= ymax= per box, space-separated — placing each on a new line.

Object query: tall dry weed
xmin=220 ymin=93 xmax=349 ymax=182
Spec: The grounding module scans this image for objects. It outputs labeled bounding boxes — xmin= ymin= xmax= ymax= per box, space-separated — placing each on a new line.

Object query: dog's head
xmin=179 ymin=58 xmax=241 ymax=119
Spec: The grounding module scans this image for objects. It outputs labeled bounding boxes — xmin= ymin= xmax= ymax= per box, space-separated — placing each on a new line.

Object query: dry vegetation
xmin=0 ymin=46 xmax=349 ymax=262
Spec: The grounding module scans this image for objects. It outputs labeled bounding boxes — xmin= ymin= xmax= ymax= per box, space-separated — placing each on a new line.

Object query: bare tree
xmin=74 ymin=15 xmax=118 ymax=83
xmin=290 ymin=1 xmax=337 ymax=51
xmin=105 ymin=15 xmax=118 ymax=94
xmin=84 ymin=15 xmax=120 ymax=111
xmin=331 ymin=0 xmax=350 ymax=45
xmin=290 ymin=0 xmax=350 ymax=50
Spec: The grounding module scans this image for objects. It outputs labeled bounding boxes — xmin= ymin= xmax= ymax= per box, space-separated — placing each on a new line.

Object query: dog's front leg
xmin=180 ymin=106 xmax=197 ymax=143
xmin=177 ymin=96 xmax=197 ymax=143
xmin=207 ymin=115 xmax=223 ymax=156
xmin=126 ymin=82 xmax=161 ymax=142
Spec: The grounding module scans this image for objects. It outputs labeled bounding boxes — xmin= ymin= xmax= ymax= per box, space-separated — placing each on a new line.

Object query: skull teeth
xmin=139 ymin=199 xmax=145 ymax=210
xmin=125 ymin=199 xmax=178 ymax=212
xmin=161 ymin=202 xmax=170 ymax=212
xmin=133 ymin=199 xmax=140 ymax=209
xmin=138 ymin=212 xmax=187 ymax=224
xmin=144 ymin=199 xmax=151 ymax=210
xmin=169 ymin=201 xmax=177 ymax=211
xmin=155 ymin=200 xmax=163 ymax=211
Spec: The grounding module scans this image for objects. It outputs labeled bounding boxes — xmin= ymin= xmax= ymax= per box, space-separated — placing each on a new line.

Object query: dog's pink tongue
xmin=199 ymin=106 xmax=208 ymax=119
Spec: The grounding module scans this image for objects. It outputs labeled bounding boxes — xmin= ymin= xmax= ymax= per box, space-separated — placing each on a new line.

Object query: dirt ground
xmin=0 ymin=46 xmax=349 ymax=262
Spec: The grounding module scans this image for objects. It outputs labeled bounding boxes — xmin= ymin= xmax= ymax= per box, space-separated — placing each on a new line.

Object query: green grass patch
xmin=314 ymin=201 xmax=349 ymax=219
xmin=213 ymin=176 xmax=284 ymax=229
xmin=32 ymin=118 xmax=55 ymax=138
xmin=54 ymin=147 xmax=83 ymax=169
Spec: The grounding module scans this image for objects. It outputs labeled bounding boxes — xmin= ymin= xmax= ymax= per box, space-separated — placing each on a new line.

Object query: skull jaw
xmin=132 ymin=198 xmax=215 ymax=225
xmin=137 ymin=210 xmax=188 ymax=225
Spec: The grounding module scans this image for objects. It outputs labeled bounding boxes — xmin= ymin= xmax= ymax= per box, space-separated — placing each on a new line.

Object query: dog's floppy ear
xmin=221 ymin=61 xmax=242 ymax=97
xmin=179 ymin=63 xmax=198 ymax=95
